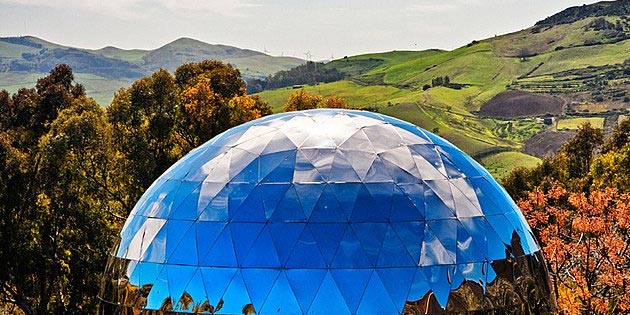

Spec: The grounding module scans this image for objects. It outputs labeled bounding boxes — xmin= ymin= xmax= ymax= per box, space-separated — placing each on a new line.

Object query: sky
xmin=0 ymin=0 xmax=599 ymax=61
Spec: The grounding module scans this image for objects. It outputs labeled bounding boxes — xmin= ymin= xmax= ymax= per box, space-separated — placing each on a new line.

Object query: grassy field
xmin=0 ymin=41 xmax=40 ymax=58
xmin=0 ymin=72 xmax=133 ymax=106
xmin=256 ymin=81 xmax=412 ymax=112
xmin=530 ymin=40 xmax=630 ymax=76
xmin=0 ymin=72 xmax=46 ymax=91
xmin=380 ymin=102 xmax=524 ymax=156
xmin=89 ymin=47 xmax=148 ymax=64
xmin=75 ymin=74 xmax=136 ymax=106
xmin=325 ymin=50 xmax=444 ymax=77
xmin=480 ymin=151 xmax=542 ymax=179
xmin=556 ymin=117 xmax=605 ymax=130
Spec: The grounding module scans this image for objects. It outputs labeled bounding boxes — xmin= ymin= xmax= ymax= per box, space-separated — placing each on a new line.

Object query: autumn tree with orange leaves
xmin=519 ymin=187 xmax=630 ymax=314
xmin=504 ymin=121 xmax=630 ymax=314
xmin=282 ymin=89 xmax=348 ymax=112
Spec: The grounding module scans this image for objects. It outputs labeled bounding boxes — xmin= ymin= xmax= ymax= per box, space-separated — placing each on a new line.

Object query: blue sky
xmin=0 ymin=0 xmax=598 ymax=60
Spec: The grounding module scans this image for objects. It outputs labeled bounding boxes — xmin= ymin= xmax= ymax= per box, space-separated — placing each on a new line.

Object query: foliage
xmin=562 ymin=122 xmax=603 ymax=180
xmin=0 ymin=61 xmax=271 ymax=315
xmin=265 ymin=61 xmax=345 ymax=90
xmin=0 ymin=65 xmax=127 ymax=315
xmin=536 ymin=1 xmax=630 ymax=26
xmin=431 ymin=75 xmax=450 ymax=87
xmin=108 ymin=69 xmax=181 ymax=200
xmin=503 ymin=122 xmax=603 ymax=198
xmin=282 ymin=89 xmax=348 ymax=112
xmin=519 ymin=187 xmax=630 ymax=314
xmin=109 ymin=60 xmax=272 ymax=203
xmin=504 ymin=119 xmax=630 ymax=314
xmin=174 ymin=60 xmax=268 ymax=151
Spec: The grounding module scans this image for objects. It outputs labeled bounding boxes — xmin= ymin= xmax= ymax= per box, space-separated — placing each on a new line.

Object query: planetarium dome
xmin=99 ymin=109 xmax=555 ymax=314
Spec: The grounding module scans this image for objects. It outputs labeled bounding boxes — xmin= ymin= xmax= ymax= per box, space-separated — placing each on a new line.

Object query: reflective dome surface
xmin=99 ymin=109 xmax=554 ymax=314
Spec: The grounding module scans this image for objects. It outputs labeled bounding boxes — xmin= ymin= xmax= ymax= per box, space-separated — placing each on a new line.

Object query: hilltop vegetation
xmin=256 ymin=0 xmax=630 ymax=178
xmin=536 ymin=0 xmax=630 ymax=26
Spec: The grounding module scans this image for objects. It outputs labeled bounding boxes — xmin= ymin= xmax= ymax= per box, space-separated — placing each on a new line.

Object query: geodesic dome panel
xmin=99 ymin=109 xmax=554 ymax=315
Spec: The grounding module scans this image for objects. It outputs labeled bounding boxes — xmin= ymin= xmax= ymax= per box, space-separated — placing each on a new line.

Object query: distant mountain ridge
xmin=0 ymin=36 xmax=304 ymax=104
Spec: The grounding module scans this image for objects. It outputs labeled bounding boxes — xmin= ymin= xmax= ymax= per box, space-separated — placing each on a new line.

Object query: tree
xmin=109 ymin=61 xmax=272 ymax=200
xmin=321 ymin=95 xmax=349 ymax=109
xmin=108 ymin=70 xmax=181 ymax=200
xmin=591 ymin=141 xmax=630 ymax=192
xmin=1 ymin=61 xmax=272 ymax=315
xmin=31 ymin=97 xmax=128 ymax=314
xmin=282 ymin=89 xmax=349 ymax=112
xmin=520 ymin=187 xmax=630 ymax=314
xmin=561 ymin=122 xmax=603 ymax=182
xmin=282 ymin=89 xmax=323 ymax=112
xmin=503 ymin=122 xmax=603 ymax=197
xmin=502 ymin=114 xmax=630 ymax=314
xmin=602 ymin=118 xmax=630 ymax=153
xmin=175 ymin=61 xmax=272 ymax=150
xmin=228 ymin=95 xmax=273 ymax=127
xmin=177 ymin=76 xmax=226 ymax=150
xmin=0 ymin=66 xmax=128 ymax=315
xmin=175 ymin=60 xmax=245 ymax=99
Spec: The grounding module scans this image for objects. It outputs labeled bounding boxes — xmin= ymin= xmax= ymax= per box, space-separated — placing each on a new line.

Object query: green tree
xmin=0 ymin=66 xmax=128 ymax=315
xmin=0 ymin=61 xmax=272 ymax=315
xmin=32 ymin=97 xmax=128 ymax=314
xmin=107 ymin=69 xmax=181 ymax=200
xmin=602 ymin=118 xmax=630 ymax=153
xmin=561 ymin=122 xmax=604 ymax=182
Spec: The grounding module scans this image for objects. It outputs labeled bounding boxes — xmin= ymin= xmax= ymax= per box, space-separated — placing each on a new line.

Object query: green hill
xmin=256 ymin=0 xmax=630 ymax=178
xmin=0 ymin=36 xmax=304 ymax=105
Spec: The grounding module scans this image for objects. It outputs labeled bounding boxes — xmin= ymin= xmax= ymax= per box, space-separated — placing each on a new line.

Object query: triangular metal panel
xmin=330 ymin=269 xmax=372 ymax=314
xmin=356 ymin=271 xmax=400 ymax=315
xmin=260 ymin=271 xmax=302 ymax=314
xmin=308 ymin=271 xmax=353 ymax=315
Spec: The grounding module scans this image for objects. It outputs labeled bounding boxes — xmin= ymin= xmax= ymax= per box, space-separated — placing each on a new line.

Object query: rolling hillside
xmin=3 ymin=1 xmax=630 ymax=178
xmin=256 ymin=0 xmax=630 ymax=178
xmin=0 ymin=36 xmax=304 ymax=105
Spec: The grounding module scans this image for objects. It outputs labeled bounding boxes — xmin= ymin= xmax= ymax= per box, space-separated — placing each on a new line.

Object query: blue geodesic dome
xmin=99 ymin=109 xmax=554 ymax=315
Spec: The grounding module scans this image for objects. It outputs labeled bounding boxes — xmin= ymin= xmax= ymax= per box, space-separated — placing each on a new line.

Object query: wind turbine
xmin=263 ymin=45 xmax=269 ymax=54
xmin=304 ymin=51 xmax=312 ymax=61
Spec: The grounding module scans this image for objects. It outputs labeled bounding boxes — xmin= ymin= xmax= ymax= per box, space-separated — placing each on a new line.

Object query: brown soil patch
xmin=524 ymin=130 xmax=576 ymax=158
xmin=479 ymin=91 xmax=565 ymax=118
